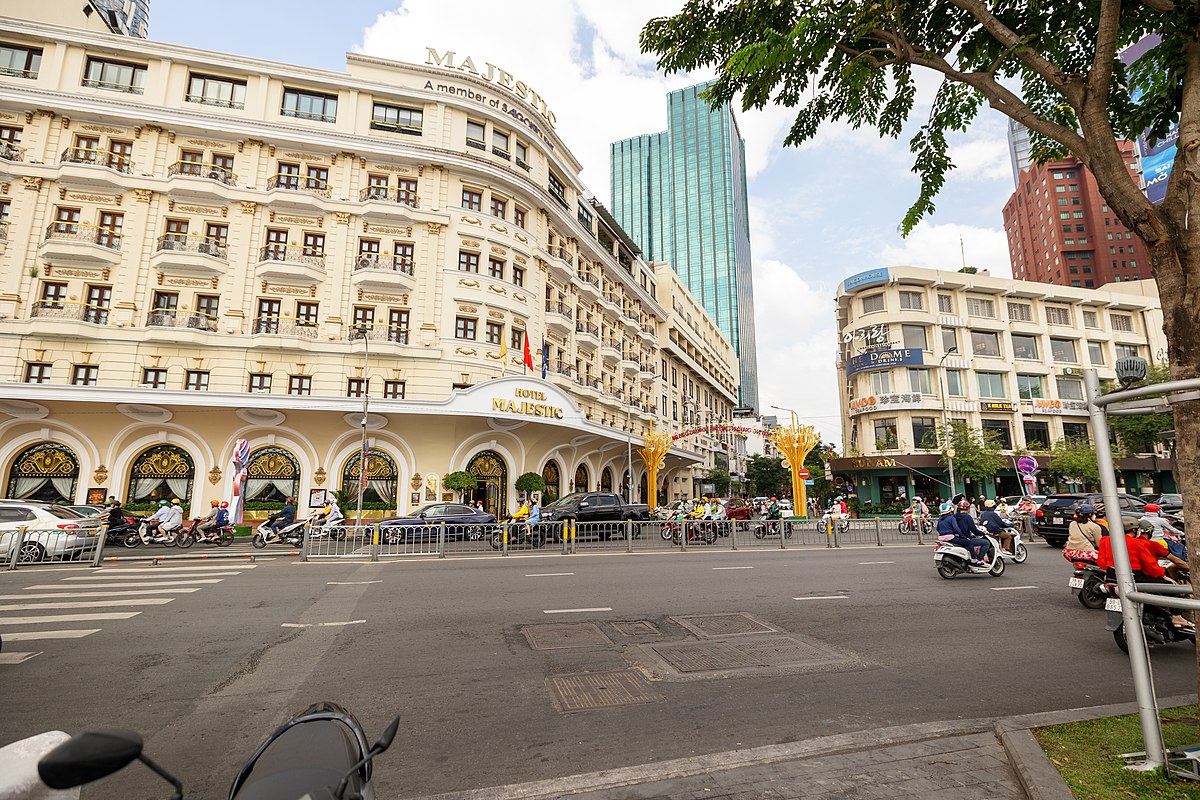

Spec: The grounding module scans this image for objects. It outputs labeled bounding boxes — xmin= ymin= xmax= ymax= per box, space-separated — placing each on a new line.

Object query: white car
xmin=0 ymin=500 xmax=103 ymax=563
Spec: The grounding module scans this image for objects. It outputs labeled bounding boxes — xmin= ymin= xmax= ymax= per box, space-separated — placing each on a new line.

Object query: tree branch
xmin=948 ymin=0 xmax=1075 ymax=98
xmin=1087 ymin=0 xmax=1123 ymax=105
xmin=1140 ymin=0 xmax=1175 ymax=11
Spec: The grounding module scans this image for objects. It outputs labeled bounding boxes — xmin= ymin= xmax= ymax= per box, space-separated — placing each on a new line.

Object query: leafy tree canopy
xmin=706 ymin=466 xmax=732 ymax=496
xmin=442 ymin=471 xmax=477 ymax=493
xmin=514 ymin=472 xmax=546 ymax=495
xmin=747 ymin=454 xmax=789 ymax=497
xmin=1104 ymin=363 xmax=1177 ymax=455
xmin=1045 ymin=436 xmax=1120 ymax=488
xmin=939 ymin=420 xmax=1007 ymax=481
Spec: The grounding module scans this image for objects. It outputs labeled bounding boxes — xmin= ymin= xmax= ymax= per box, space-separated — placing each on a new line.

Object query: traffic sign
xmin=796 ymin=468 xmax=810 ymax=479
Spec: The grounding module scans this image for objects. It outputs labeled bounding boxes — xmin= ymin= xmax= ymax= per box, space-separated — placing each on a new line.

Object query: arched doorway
xmin=341 ymin=449 xmax=398 ymax=508
xmin=573 ymin=463 xmax=589 ymax=493
xmin=600 ymin=467 xmax=613 ymax=492
xmin=127 ymin=445 xmax=194 ymax=505
xmin=466 ymin=450 xmax=507 ymax=519
xmin=541 ymin=460 xmax=561 ymax=503
xmin=6 ymin=443 xmax=79 ymax=503
xmin=639 ymin=472 xmax=648 ymax=505
xmin=246 ymin=446 xmax=300 ymax=503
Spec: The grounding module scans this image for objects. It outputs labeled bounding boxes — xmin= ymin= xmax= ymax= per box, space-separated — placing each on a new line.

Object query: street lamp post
xmin=626 ymin=399 xmax=633 ymax=503
xmin=938 ymin=347 xmax=958 ymax=500
xmin=355 ymin=324 xmax=371 ymax=529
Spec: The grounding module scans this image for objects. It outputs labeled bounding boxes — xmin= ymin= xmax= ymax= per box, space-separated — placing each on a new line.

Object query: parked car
xmin=539 ymin=492 xmax=650 ymax=524
xmin=376 ymin=503 xmax=496 ymax=542
xmin=999 ymin=495 xmax=1047 ymax=508
xmin=0 ymin=500 xmax=103 ymax=562
xmin=1033 ymin=493 xmax=1149 ymax=548
xmin=65 ymin=504 xmax=106 ymax=518
xmin=725 ymin=498 xmax=753 ymax=520
xmin=1150 ymin=493 xmax=1183 ymax=514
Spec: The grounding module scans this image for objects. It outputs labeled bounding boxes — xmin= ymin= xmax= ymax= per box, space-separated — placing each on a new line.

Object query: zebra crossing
xmin=0 ymin=564 xmax=258 ymax=664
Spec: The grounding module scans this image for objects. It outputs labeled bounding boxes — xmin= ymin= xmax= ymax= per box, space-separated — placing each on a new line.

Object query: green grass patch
xmin=1034 ymin=704 xmax=1200 ymax=798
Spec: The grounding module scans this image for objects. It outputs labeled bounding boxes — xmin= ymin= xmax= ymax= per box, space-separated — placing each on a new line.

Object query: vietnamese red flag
xmin=522 ymin=332 xmax=534 ymax=372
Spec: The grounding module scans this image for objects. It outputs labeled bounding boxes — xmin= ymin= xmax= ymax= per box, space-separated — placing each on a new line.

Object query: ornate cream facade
xmin=0 ymin=17 xmax=739 ymax=516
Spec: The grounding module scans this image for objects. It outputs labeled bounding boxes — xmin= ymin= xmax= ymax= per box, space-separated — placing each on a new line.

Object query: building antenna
xmin=959 ymin=235 xmax=967 ymax=270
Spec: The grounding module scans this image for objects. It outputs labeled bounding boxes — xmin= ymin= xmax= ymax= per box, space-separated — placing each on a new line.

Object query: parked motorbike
xmin=933 ymin=534 xmax=1007 ymax=578
xmin=177 ymin=521 xmax=235 ymax=548
xmin=1104 ymin=580 xmax=1197 ymax=654
xmin=1068 ymin=558 xmax=1107 ymax=609
xmin=897 ymin=509 xmax=933 ymax=536
xmin=490 ymin=520 xmax=548 ymax=549
xmin=816 ymin=511 xmax=851 ymax=535
xmin=33 ymin=702 xmax=398 ymax=800
xmin=123 ymin=520 xmax=180 ymax=549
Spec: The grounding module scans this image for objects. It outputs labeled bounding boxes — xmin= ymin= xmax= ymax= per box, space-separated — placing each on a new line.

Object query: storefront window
xmin=127 ymin=445 xmax=194 ymax=504
xmin=6 ymin=443 xmax=79 ymax=503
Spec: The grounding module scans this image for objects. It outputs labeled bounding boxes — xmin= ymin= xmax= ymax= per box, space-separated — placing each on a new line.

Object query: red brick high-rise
xmin=1002 ymin=142 xmax=1150 ymax=288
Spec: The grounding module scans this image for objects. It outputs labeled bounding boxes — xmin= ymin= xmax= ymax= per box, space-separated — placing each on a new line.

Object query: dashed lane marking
xmin=280 ymin=620 xmax=367 ymax=628
xmin=1 ymin=629 xmax=100 ymax=641
xmin=543 ymin=607 xmax=612 ymax=614
xmin=525 ymin=573 xmax=574 ymax=577
xmin=0 ymin=652 xmax=41 ymax=664
xmin=90 ymin=565 xmax=259 ymax=573
xmin=991 ymin=585 xmax=1039 ymax=591
xmin=4 ymin=589 xmax=200 ymax=600
xmin=61 ymin=572 xmax=242 ymax=580
xmin=712 ymin=566 xmax=754 ymax=570
xmin=24 ymin=580 xmax=224 ymax=589
xmin=858 ymin=561 xmax=895 ymax=565
xmin=0 ymin=598 xmax=174 ymax=612
xmin=326 ymin=581 xmax=383 ymax=585
xmin=792 ymin=595 xmax=850 ymax=601
xmin=0 ymin=612 xmax=141 ymax=625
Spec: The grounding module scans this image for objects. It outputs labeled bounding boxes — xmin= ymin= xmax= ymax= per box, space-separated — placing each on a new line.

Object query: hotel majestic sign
xmin=492 ymin=387 xmax=564 ymax=419
xmin=425 ymin=48 xmax=557 ymax=128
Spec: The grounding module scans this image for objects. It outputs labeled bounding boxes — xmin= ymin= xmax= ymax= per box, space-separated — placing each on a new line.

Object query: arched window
xmin=573 ymin=463 xmax=589 ymax=493
xmin=246 ymin=446 xmax=300 ymax=502
xmin=341 ymin=449 xmax=397 ymax=506
xmin=6 ymin=443 xmax=79 ymax=503
xmin=466 ymin=450 xmax=508 ymax=519
xmin=600 ymin=467 xmax=613 ymax=492
xmin=127 ymin=445 xmax=194 ymax=503
xmin=541 ymin=460 xmax=561 ymax=504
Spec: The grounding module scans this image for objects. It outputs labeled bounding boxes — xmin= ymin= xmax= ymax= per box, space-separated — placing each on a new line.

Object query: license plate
xmin=933 ymin=552 xmax=943 ymax=560
xmin=1068 ymin=577 xmax=1084 ymax=589
xmin=1053 ymin=517 xmax=1063 ymax=525
xmin=1105 ymin=597 xmax=1123 ymax=612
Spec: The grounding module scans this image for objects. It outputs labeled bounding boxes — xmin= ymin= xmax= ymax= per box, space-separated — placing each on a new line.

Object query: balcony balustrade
xmin=61 ymin=146 xmax=133 ymax=174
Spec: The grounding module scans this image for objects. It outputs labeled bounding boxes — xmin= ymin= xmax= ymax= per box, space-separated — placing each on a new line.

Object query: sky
xmin=152 ymin=0 xmax=1019 ymax=448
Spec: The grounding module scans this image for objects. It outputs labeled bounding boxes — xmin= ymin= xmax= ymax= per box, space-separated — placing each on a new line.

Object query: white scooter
xmin=934 ymin=533 xmax=1007 ymax=578
xmin=996 ymin=524 xmax=1029 ymax=564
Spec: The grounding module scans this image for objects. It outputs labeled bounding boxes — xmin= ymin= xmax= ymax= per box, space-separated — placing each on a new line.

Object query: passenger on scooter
xmin=1063 ymin=503 xmax=1103 ymax=563
xmin=980 ymin=499 xmax=1013 ymax=554
xmin=909 ymin=496 xmax=929 ymax=518
xmin=952 ymin=499 xmax=993 ymax=564
xmin=145 ymin=499 xmax=183 ymax=542
xmin=197 ymin=500 xmax=230 ymax=542
xmin=320 ymin=495 xmax=345 ymax=527
xmin=263 ymin=497 xmax=297 ymax=533
xmin=194 ymin=500 xmax=221 ymax=536
xmin=1133 ymin=520 xmax=1194 ymax=631
xmin=1139 ymin=503 xmax=1184 ymax=540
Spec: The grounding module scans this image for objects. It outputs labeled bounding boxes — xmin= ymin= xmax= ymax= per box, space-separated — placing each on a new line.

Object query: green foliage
xmin=243 ymin=501 xmax=284 ymax=511
xmin=849 ymin=497 xmax=906 ymax=517
xmin=514 ymin=472 xmax=546 ymax=495
xmin=804 ymin=441 xmax=838 ymax=502
xmin=958 ymin=266 xmax=978 ymax=274
xmin=705 ymin=467 xmax=732 ymax=496
xmin=938 ymin=420 xmax=1006 ymax=482
xmin=1045 ymin=437 xmax=1120 ymax=489
xmin=746 ymin=455 xmax=788 ymax=497
xmin=1104 ymin=364 xmax=1175 ymax=455
xmin=442 ymin=471 xmax=477 ymax=493
xmin=125 ymin=502 xmax=190 ymax=515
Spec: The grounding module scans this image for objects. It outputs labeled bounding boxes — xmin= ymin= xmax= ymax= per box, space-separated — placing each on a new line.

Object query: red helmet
xmin=220 ymin=501 xmax=229 ymax=508
xmin=957 ymin=500 xmax=972 ymax=511
xmin=1145 ymin=503 xmax=1161 ymax=513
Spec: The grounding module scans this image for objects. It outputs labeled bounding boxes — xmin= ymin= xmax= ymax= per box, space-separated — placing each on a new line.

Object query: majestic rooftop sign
xmin=425 ymin=48 xmax=557 ymax=128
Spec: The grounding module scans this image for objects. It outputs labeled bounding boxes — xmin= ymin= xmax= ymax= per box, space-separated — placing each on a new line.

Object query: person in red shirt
xmin=1100 ymin=520 xmax=1193 ymax=631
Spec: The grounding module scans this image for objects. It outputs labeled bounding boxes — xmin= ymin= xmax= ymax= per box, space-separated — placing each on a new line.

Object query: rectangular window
xmin=255 ymin=298 xmax=281 ymax=333
xmin=977 ymin=372 xmax=1007 ymax=399
xmin=490 ymin=196 xmax=507 ymax=219
xmin=346 ymin=378 xmax=369 ymax=398
xmin=548 ymin=171 xmax=567 ymax=205
xmin=351 ymin=306 xmax=375 ymax=331
xmin=966 ymin=297 xmax=995 ymax=318
xmin=462 ymin=188 xmax=482 ymax=211
xmin=971 ymin=330 xmax=1001 ymax=357
xmin=281 ymin=88 xmax=337 ymax=122
xmin=512 ymin=265 xmax=525 ymax=287
xmin=873 ymin=418 xmax=898 ymax=450
xmin=898 ymin=290 xmax=924 ymax=310
xmin=937 ymin=294 xmax=953 ymax=313
xmin=1016 ymin=374 xmax=1045 ymax=399
xmin=458 ymin=251 xmax=479 ymax=273
xmin=455 ymin=317 xmax=476 ymax=340
xmin=1050 ymin=338 xmax=1078 ymax=363
xmin=83 ymin=57 xmax=145 ymax=94
xmin=1007 ymin=301 xmax=1033 ymax=322
xmin=492 ymin=129 xmax=510 ymax=157
xmin=1115 ymin=343 xmax=1140 ymax=361
xmin=514 ymin=207 xmax=527 ymax=229
xmin=288 ymin=375 xmax=312 ymax=396
xmin=907 ymin=368 xmax=932 ymax=395
xmin=488 ymin=258 xmax=504 ymax=279
xmin=186 ymin=73 xmax=246 ymax=109
xmin=941 ymin=327 xmax=958 ymax=354
xmin=577 ymin=202 xmax=593 ymax=231
xmin=1110 ymin=313 xmax=1133 ymax=332
xmin=466 ymin=120 xmax=486 ymax=148
xmin=0 ymin=43 xmax=42 ymax=79
xmin=515 ymin=141 xmax=529 ymax=168
xmin=24 ymin=362 xmax=51 ymax=383
xmin=1087 ymin=341 xmax=1104 ymax=365
xmin=305 ymin=166 xmax=329 ymax=194
xmin=869 ymin=370 xmax=891 ymax=395
xmin=195 ymin=294 xmax=219 ymax=322
xmin=1023 ymin=421 xmax=1051 ymax=449
xmin=83 ymin=284 xmax=112 ymax=325
xmin=1045 ymin=305 xmax=1072 ymax=326
xmin=184 ymin=370 xmax=209 ymax=391
xmin=1057 ymin=378 xmax=1084 ymax=400
xmin=901 ymin=324 xmax=927 ymax=351
xmin=383 ymin=380 xmax=405 ymax=399
xmin=370 ymin=102 xmax=422 ymax=134
xmin=40 ymin=281 xmax=68 ymax=308
xmin=387 ymin=308 xmax=409 ymax=343
xmin=1063 ymin=422 xmax=1090 ymax=442
xmin=295 ymin=301 xmax=319 ymax=328
xmin=72 ymin=364 xmax=98 ymax=386
xmin=143 ymin=368 xmax=168 ymax=389
xmin=912 ymin=417 xmax=938 ymax=449
xmin=981 ymin=419 xmax=1012 ymax=449
xmin=945 ymin=369 xmax=964 ymax=397
xmin=861 ymin=293 xmax=884 ymax=314
xmin=1011 ymin=333 xmax=1039 ymax=360
xmin=1083 ymin=309 xmax=1099 ymax=328
xmin=511 ymin=328 xmax=525 ymax=350
xmin=485 ymin=321 xmax=503 ymax=345
xmin=248 ymin=373 xmax=271 ymax=393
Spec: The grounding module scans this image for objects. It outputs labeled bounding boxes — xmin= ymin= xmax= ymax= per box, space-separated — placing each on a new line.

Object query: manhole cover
xmin=612 ymin=621 xmax=659 ymax=636
xmin=522 ymin=623 xmax=612 ymax=650
xmin=546 ymin=670 xmax=662 ymax=712
xmin=738 ymin=636 xmax=849 ymax=667
xmin=650 ymin=641 xmax=763 ymax=672
xmin=673 ymin=613 xmax=775 ymax=638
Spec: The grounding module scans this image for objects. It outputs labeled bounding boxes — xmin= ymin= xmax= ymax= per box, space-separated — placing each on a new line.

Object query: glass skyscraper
xmin=610 ymin=82 xmax=759 ymax=412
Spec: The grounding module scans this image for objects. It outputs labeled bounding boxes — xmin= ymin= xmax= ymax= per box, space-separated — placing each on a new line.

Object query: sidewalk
xmin=407 ymin=696 xmax=1197 ymax=800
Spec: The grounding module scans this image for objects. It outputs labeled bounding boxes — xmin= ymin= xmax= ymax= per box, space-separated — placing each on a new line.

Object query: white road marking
xmin=24 ymin=580 xmax=223 ymax=589
xmin=63 ymin=572 xmax=241 ymax=580
xmin=0 ymin=652 xmax=41 ymax=664
xmin=543 ymin=607 xmax=612 ymax=614
xmin=281 ymin=620 xmax=367 ymax=628
xmin=0 ymin=612 xmax=141 ymax=625
xmin=5 ymin=589 xmax=200 ymax=600
xmin=0 ymin=598 xmax=175 ymax=611
xmin=858 ymin=561 xmax=895 ymax=565
xmin=525 ymin=572 xmax=574 ymax=577
xmin=712 ymin=566 xmax=754 ymax=570
xmin=1 ymin=629 xmax=99 ymax=641
xmin=991 ymin=585 xmax=1039 ymax=591
xmin=96 ymin=565 xmax=258 ymax=573
xmin=793 ymin=595 xmax=850 ymax=601
xmin=326 ymin=581 xmax=383 ymax=585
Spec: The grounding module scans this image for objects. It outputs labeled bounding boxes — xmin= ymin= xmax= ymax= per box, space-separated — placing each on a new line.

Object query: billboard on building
xmin=1123 ymin=35 xmax=1176 ymax=206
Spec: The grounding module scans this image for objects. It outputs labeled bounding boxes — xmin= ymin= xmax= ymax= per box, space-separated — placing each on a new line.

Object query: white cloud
xmin=879 ymin=221 xmax=1012 ymax=277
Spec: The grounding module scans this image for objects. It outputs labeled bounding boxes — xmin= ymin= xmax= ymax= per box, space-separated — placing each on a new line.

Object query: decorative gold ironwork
xmin=468 ymin=452 xmax=504 ymax=479
xmin=131 ymin=445 xmax=194 ymax=478
xmin=771 ymin=418 xmax=821 ymax=518
xmin=93 ymin=464 xmax=109 ymax=484
xmin=9 ymin=443 xmax=78 ymax=477
xmin=467 ymin=451 xmax=507 ymax=519
xmin=573 ymin=464 xmax=589 ymax=492
xmin=637 ymin=427 xmax=674 ymax=513
xmin=246 ymin=446 xmax=299 ymax=478
xmin=344 ymin=449 xmax=397 ymax=480
xmin=410 ymin=472 xmax=423 ymax=491
xmin=208 ymin=466 xmax=222 ymax=485
xmin=542 ymin=460 xmax=560 ymax=499
xmin=313 ymin=467 xmax=326 ymax=486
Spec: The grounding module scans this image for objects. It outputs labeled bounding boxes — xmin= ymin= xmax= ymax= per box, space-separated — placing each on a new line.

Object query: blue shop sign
xmin=845 ymin=348 xmax=924 ymax=376
xmin=842 ymin=268 xmax=889 ymax=292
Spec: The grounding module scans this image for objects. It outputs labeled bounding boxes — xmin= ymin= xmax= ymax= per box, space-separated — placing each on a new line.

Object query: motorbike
xmin=816 ymin=510 xmax=851 ymax=535
xmin=995 ymin=524 xmax=1030 ymax=564
xmin=32 ymin=702 xmax=398 ymax=800
xmin=253 ymin=515 xmax=310 ymax=548
xmin=123 ymin=520 xmax=180 ymax=548
xmin=103 ymin=516 xmax=139 ymax=547
xmin=490 ymin=519 xmax=548 ymax=549
xmin=897 ymin=509 xmax=933 ymax=536
xmin=1068 ymin=558 xmax=1107 ymax=609
xmin=177 ymin=521 xmax=236 ymax=548
xmin=663 ymin=519 xmax=718 ymax=545
xmin=1104 ymin=580 xmax=1197 ymax=654
xmin=752 ymin=515 xmax=793 ymax=539
xmin=933 ymin=534 xmax=1007 ymax=578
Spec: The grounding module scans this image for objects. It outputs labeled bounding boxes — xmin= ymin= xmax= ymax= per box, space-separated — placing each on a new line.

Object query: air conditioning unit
xmin=206 ymin=169 xmax=223 ymax=180
xmin=357 ymin=254 xmax=378 ymax=269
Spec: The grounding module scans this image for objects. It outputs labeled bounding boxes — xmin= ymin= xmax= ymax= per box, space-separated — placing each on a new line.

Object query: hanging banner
xmin=845 ymin=348 xmax=924 ymax=376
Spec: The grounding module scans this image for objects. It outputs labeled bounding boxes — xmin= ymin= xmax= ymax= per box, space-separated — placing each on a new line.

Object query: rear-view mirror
xmin=39 ymin=730 xmax=143 ymax=789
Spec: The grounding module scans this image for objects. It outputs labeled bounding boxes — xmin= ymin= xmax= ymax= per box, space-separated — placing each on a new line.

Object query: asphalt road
xmin=0 ymin=543 xmax=1194 ymax=799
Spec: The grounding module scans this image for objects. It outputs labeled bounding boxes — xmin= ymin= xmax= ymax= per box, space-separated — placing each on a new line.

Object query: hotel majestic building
xmin=0 ymin=14 xmax=741 ymax=518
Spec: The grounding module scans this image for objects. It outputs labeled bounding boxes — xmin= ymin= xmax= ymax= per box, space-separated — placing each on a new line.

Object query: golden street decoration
xmin=771 ymin=422 xmax=821 ymax=518
xmin=636 ymin=426 xmax=674 ymax=514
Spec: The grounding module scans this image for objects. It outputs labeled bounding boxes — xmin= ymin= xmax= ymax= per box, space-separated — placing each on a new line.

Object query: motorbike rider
xmin=196 ymin=500 xmax=230 ymax=542
xmin=1063 ymin=503 xmax=1104 ymax=563
xmin=262 ymin=496 xmax=297 ymax=537
xmin=144 ymin=498 xmax=183 ymax=541
xmin=942 ymin=499 xmax=992 ymax=564
xmin=1139 ymin=503 xmax=1184 ymax=541
xmin=909 ymin=496 xmax=929 ymax=519
xmin=979 ymin=499 xmax=1014 ymax=555
xmin=194 ymin=500 xmax=221 ymax=537
xmin=104 ymin=498 xmax=127 ymax=530
xmin=766 ymin=497 xmax=782 ymax=520
xmin=1104 ymin=519 xmax=1195 ymax=632
xmin=319 ymin=495 xmax=345 ymax=528
xmin=829 ymin=496 xmax=848 ymax=516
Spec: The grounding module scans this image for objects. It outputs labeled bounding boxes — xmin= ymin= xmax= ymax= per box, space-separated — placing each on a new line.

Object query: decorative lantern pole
xmin=636 ymin=426 xmax=674 ymax=513
xmin=771 ymin=415 xmax=820 ymax=518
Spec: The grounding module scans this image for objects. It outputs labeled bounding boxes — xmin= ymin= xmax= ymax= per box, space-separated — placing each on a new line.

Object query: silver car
xmin=0 ymin=500 xmax=103 ymax=563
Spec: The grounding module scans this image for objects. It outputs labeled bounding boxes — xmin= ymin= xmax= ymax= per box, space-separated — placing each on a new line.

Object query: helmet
xmin=836 ymin=495 xmax=844 ymax=501
xmin=957 ymin=500 xmax=972 ymax=511
xmin=1078 ymin=503 xmax=1096 ymax=516
xmin=939 ymin=502 xmax=954 ymax=516
xmin=286 ymin=496 xmax=296 ymax=504
xmin=1145 ymin=503 xmax=1161 ymax=513
xmin=171 ymin=498 xmax=181 ymax=505
xmin=1135 ymin=518 xmax=1155 ymax=535
xmin=211 ymin=499 xmax=220 ymax=507
xmin=158 ymin=499 xmax=169 ymax=506
xmin=220 ymin=501 xmax=229 ymax=508
xmin=984 ymin=499 xmax=995 ymax=508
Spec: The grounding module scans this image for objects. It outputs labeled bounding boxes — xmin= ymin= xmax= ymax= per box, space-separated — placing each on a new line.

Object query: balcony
xmin=347 ymin=325 xmax=409 ymax=344
xmin=350 ymin=252 xmax=417 ymax=290
xmin=600 ymin=337 xmax=622 ymax=364
xmin=638 ymin=363 xmax=657 ymax=383
xmin=61 ymin=146 xmax=134 ymax=174
xmin=639 ymin=320 xmax=657 ymax=342
xmin=255 ymin=244 xmax=326 ymax=283
xmin=150 ymin=234 xmax=228 ymax=277
xmin=575 ymin=270 xmax=601 ymax=301
xmin=575 ymin=321 xmax=600 ymax=351
xmin=359 ymin=185 xmax=420 ymax=207
xmin=547 ymin=360 xmax=575 ymax=384
xmin=600 ymin=291 xmax=621 ymax=310
xmin=544 ymin=244 xmax=574 ymax=281
xmin=266 ymin=173 xmax=332 ymax=207
xmin=165 ymin=161 xmax=237 ymax=199
xmin=545 ymin=300 xmax=573 ymax=335
xmin=39 ymin=223 xmax=123 ymax=266
xmin=250 ymin=316 xmax=319 ymax=339
xmin=620 ymin=354 xmax=641 ymax=374
xmin=621 ymin=311 xmax=641 ymax=333
xmin=145 ymin=309 xmax=218 ymax=332
xmin=0 ymin=141 xmax=24 ymax=162
xmin=30 ymin=300 xmax=110 ymax=325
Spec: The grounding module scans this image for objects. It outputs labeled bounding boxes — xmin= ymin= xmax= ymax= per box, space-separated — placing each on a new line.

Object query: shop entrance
xmin=466 ymin=450 xmax=508 ymax=519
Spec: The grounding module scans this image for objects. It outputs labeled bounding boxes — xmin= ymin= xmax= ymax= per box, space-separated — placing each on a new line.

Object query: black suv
xmin=1033 ymin=493 xmax=1149 ymax=548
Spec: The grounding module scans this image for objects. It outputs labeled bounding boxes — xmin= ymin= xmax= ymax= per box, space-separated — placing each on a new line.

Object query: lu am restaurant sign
xmin=845 ymin=348 xmax=924 ymax=377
